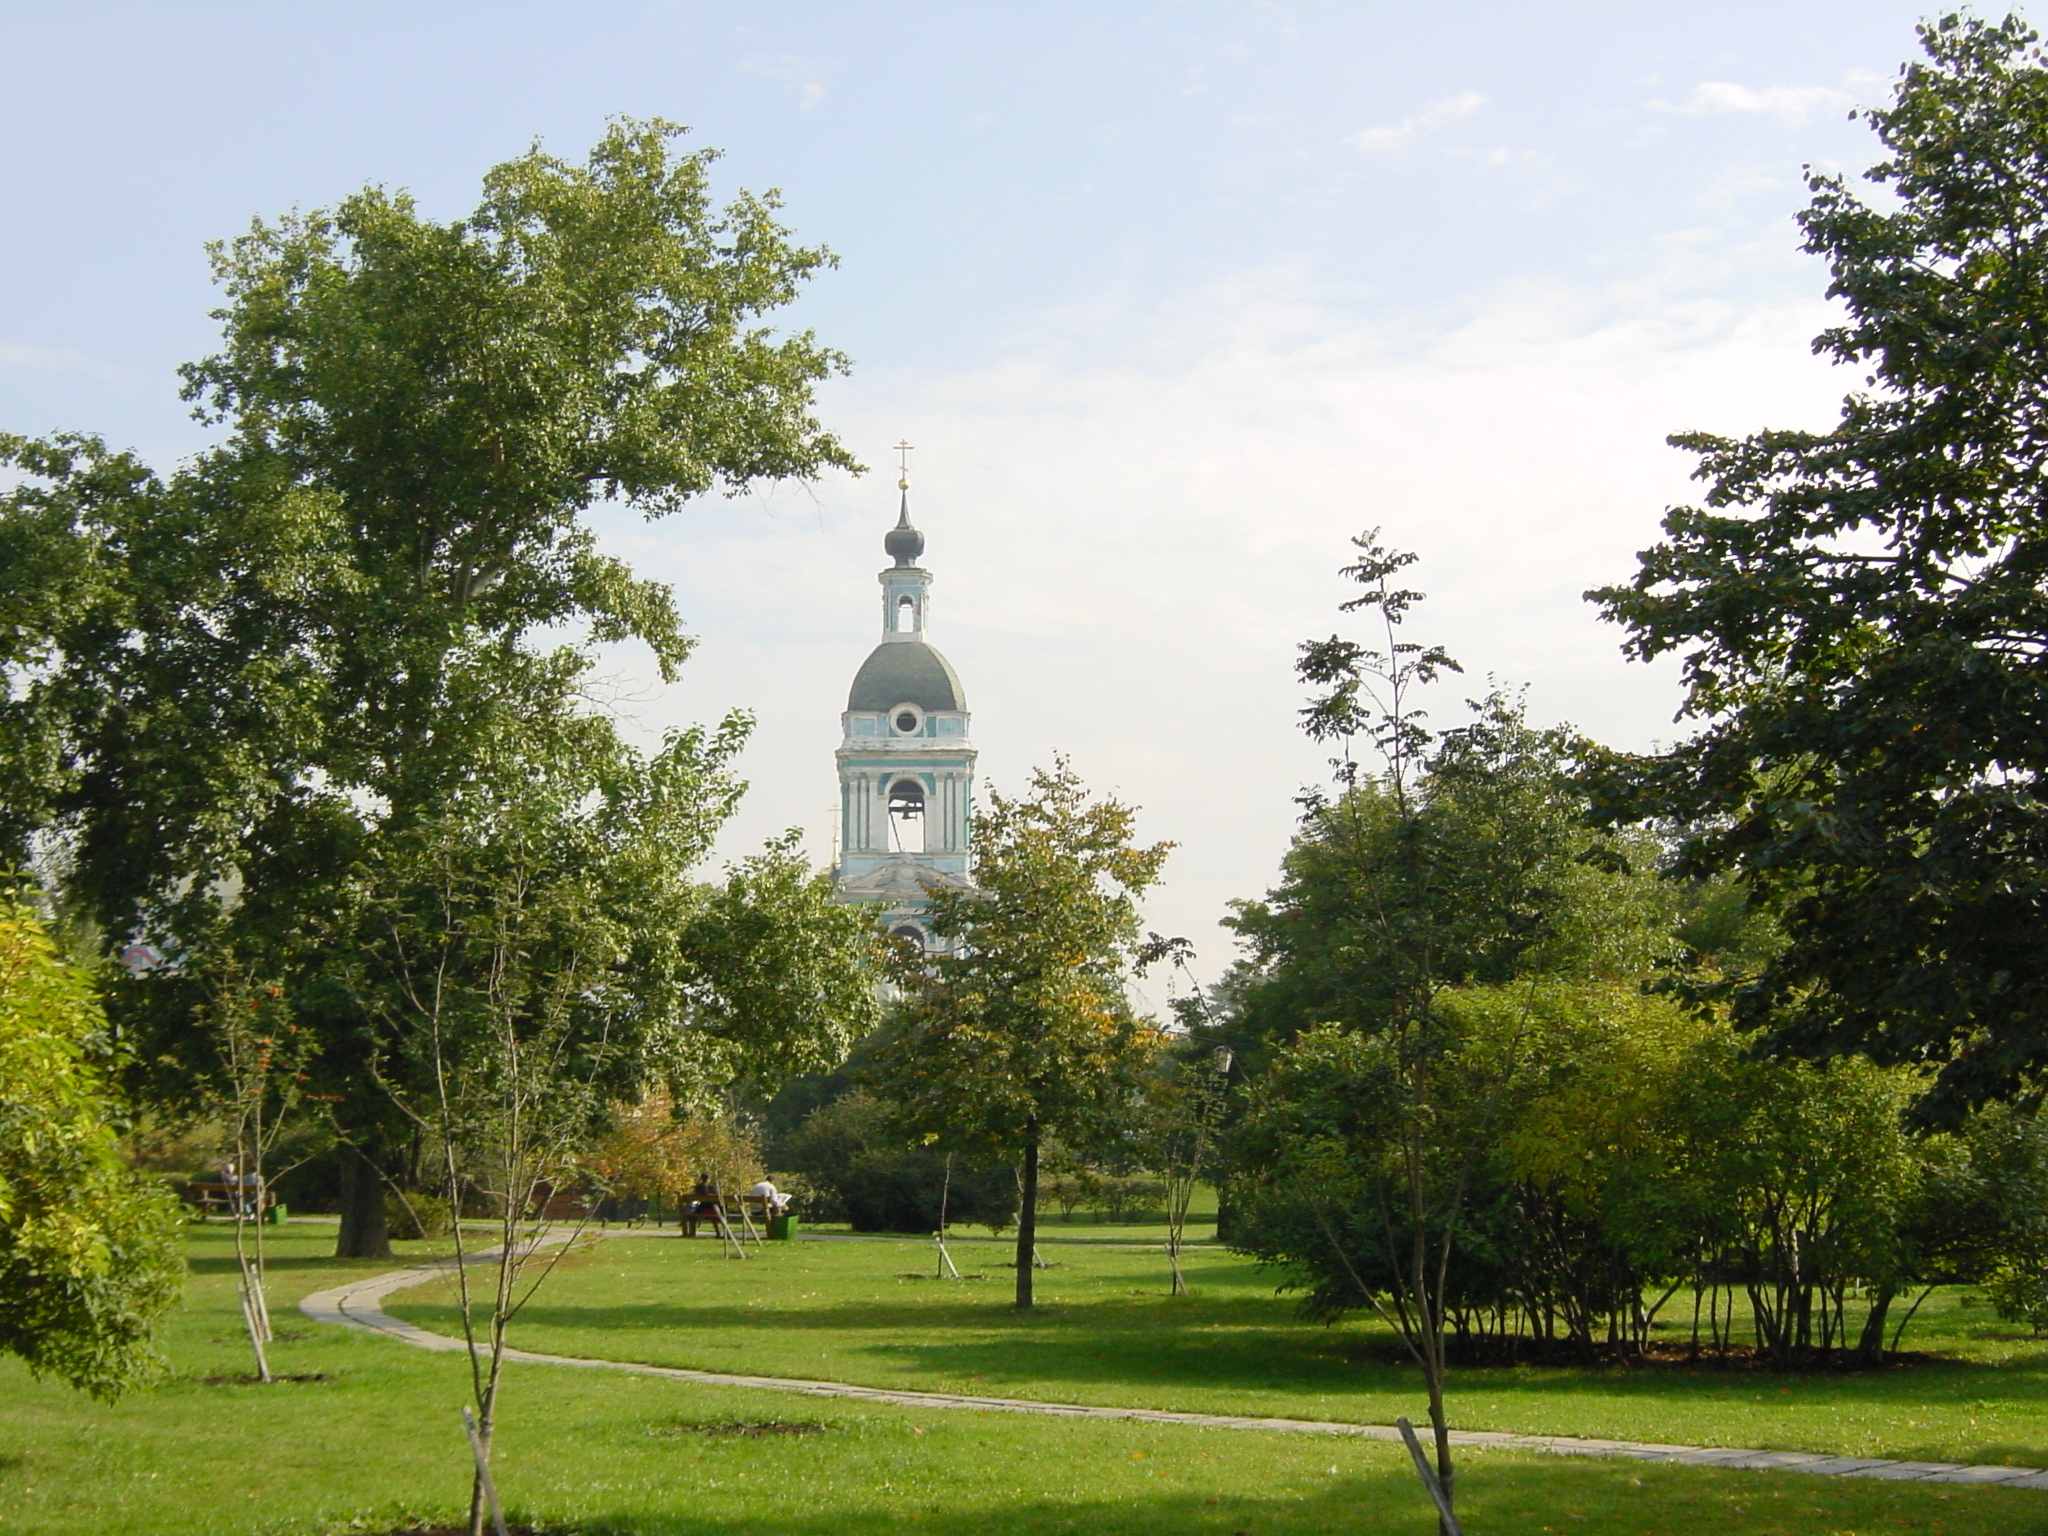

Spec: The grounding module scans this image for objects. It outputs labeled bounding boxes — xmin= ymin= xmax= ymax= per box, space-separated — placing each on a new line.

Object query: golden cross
xmin=893 ymin=439 xmax=914 ymax=486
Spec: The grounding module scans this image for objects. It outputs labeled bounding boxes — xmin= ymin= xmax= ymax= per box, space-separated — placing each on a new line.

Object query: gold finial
xmin=893 ymin=438 xmax=914 ymax=490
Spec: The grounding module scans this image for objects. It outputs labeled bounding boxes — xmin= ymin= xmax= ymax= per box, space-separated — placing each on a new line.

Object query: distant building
xmin=833 ymin=481 xmax=976 ymax=948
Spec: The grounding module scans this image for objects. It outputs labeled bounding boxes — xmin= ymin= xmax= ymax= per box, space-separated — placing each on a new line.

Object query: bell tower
xmin=833 ymin=462 xmax=976 ymax=945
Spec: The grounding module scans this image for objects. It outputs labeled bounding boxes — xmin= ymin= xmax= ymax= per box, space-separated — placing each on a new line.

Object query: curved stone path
xmin=300 ymin=1238 xmax=2048 ymax=1492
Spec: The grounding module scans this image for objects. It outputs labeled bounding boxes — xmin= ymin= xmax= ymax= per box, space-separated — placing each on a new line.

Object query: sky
xmin=0 ymin=1 xmax=1970 ymax=989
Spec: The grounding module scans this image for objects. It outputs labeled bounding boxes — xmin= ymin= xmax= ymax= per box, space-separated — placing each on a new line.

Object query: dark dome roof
xmin=848 ymin=640 xmax=966 ymax=712
xmin=885 ymin=493 xmax=925 ymax=566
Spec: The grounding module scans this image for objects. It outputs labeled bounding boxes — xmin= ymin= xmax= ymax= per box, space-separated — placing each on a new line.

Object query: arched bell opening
xmin=887 ymin=777 xmax=926 ymax=854
xmin=889 ymin=922 xmax=927 ymax=952
xmin=894 ymin=594 xmax=918 ymax=633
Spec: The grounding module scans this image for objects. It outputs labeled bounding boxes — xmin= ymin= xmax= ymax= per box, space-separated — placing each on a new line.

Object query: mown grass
xmin=0 ymin=1223 xmax=2041 ymax=1535
xmin=390 ymin=1229 xmax=2048 ymax=1468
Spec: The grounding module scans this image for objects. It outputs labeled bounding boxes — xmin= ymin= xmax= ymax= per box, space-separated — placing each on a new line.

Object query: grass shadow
xmin=386 ymin=1292 xmax=2048 ymax=1456
xmin=187 ymin=1251 xmax=451 ymax=1277
xmin=530 ymin=1453 xmax=2048 ymax=1536
xmin=466 ymin=1291 xmax=2028 ymax=1402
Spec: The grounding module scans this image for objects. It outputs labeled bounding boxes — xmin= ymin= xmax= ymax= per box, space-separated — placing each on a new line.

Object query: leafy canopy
xmin=1227 ymin=690 xmax=1678 ymax=1064
xmin=1587 ymin=16 xmax=2048 ymax=1117
xmin=874 ymin=759 xmax=1173 ymax=1158
xmin=0 ymin=895 xmax=183 ymax=1399
xmin=0 ymin=121 xmax=869 ymax=1255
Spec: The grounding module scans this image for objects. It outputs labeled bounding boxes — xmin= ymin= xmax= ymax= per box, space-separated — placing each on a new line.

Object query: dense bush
xmin=384 ymin=1188 xmax=453 ymax=1240
xmin=1953 ymin=1106 xmax=2048 ymax=1334
xmin=0 ymin=896 xmax=184 ymax=1397
xmin=1228 ymin=982 xmax=1957 ymax=1365
xmin=1036 ymin=1172 xmax=1168 ymax=1224
xmin=781 ymin=1090 xmax=1014 ymax=1233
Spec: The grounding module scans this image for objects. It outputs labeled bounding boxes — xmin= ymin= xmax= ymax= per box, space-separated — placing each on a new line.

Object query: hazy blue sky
xmin=0 ymin=1 xmax=1966 ymax=985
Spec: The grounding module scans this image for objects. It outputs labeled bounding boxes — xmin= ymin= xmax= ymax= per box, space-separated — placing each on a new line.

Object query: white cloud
xmin=1457 ymin=145 xmax=1548 ymax=170
xmin=738 ymin=54 xmax=829 ymax=111
xmin=1351 ymin=89 xmax=1486 ymax=154
xmin=1669 ymin=81 xmax=1853 ymax=126
xmin=588 ymin=257 xmax=1849 ymax=988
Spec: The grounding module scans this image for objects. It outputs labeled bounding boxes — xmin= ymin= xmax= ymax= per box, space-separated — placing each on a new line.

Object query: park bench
xmin=742 ymin=1192 xmax=798 ymax=1239
xmin=675 ymin=1191 xmax=796 ymax=1239
xmin=185 ymin=1181 xmax=276 ymax=1220
xmin=680 ymin=1199 xmax=730 ymax=1237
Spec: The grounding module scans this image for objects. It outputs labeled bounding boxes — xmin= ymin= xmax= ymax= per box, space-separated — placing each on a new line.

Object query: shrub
xmin=1041 ymin=1173 xmax=1101 ymax=1222
xmin=384 ymin=1188 xmax=453 ymax=1240
xmin=1096 ymin=1176 xmax=1166 ymax=1224
xmin=783 ymin=1090 xmax=1014 ymax=1233
xmin=0 ymin=895 xmax=184 ymax=1398
xmin=1985 ymin=1257 xmax=2048 ymax=1335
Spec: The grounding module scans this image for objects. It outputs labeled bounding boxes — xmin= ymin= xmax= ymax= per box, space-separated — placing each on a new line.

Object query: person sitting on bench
xmin=746 ymin=1178 xmax=790 ymax=1220
xmin=683 ymin=1173 xmax=722 ymax=1236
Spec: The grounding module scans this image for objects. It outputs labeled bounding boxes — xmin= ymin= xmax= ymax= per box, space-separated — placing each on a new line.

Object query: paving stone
xmin=1922 ymin=1464 xmax=2041 ymax=1484
xmin=1713 ymin=1452 xmax=1832 ymax=1471
xmin=1850 ymin=1461 xmax=1967 ymax=1481
xmin=1783 ymin=1457 xmax=1897 ymax=1476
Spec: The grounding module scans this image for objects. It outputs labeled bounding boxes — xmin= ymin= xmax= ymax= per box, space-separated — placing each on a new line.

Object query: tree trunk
xmin=1212 ymin=1181 xmax=1240 ymax=1246
xmin=1425 ymin=1369 xmax=1456 ymax=1536
xmin=1015 ymin=1135 xmax=1040 ymax=1310
xmin=1853 ymin=1284 xmax=1896 ymax=1366
xmin=336 ymin=1140 xmax=393 ymax=1259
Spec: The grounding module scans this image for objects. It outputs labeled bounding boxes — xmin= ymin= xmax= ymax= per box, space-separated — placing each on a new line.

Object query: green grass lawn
xmin=0 ymin=1222 xmax=2043 ymax=1535
xmin=391 ymin=1229 xmax=2048 ymax=1468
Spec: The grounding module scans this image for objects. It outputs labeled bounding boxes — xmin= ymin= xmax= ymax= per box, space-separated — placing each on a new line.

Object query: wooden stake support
xmin=1396 ymin=1416 xmax=1463 ymax=1536
xmin=462 ymin=1405 xmax=511 ymax=1536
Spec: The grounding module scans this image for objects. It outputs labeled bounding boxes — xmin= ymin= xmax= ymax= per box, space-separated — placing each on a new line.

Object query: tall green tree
xmin=872 ymin=760 xmax=1171 ymax=1308
xmin=1227 ymin=690 xmax=1678 ymax=1062
xmin=1229 ymin=531 xmax=1675 ymax=1532
xmin=352 ymin=716 xmax=876 ymax=1536
xmin=1588 ymin=15 xmax=2048 ymax=1119
xmin=0 ymin=893 xmax=183 ymax=1400
xmin=0 ymin=120 xmax=858 ymax=1254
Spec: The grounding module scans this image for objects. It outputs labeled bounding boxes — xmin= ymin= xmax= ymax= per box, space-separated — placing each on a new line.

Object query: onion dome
xmin=885 ymin=487 xmax=925 ymax=566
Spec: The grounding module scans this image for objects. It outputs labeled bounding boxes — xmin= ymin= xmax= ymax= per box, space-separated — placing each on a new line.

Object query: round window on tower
xmin=891 ymin=703 xmax=923 ymax=736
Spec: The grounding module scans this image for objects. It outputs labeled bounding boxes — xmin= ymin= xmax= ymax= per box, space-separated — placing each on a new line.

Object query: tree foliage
xmin=348 ymin=707 xmax=875 ymax=1534
xmin=1233 ymin=982 xmax=1942 ymax=1367
xmin=1226 ymin=690 xmax=1679 ymax=1071
xmin=1963 ymin=1106 xmax=2048 ymax=1331
xmin=778 ymin=1088 xmax=1016 ymax=1234
xmin=585 ymin=1093 xmax=764 ymax=1215
xmin=0 ymin=895 xmax=182 ymax=1399
xmin=871 ymin=759 xmax=1170 ymax=1306
xmin=1229 ymin=532 xmax=1709 ymax=1526
xmin=0 ymin=120 xmax=862 ymax=1255
xmin=1587 ymin=15 xmax=2048 ymax=1117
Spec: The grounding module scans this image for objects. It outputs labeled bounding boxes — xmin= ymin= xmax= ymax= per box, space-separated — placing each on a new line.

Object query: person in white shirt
xmin=749 ymin=1178 xmax=790 ymax=1215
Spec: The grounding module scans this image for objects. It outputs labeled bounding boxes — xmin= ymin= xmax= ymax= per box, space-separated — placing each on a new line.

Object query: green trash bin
xmin=767 ymin=1215 xmax=797 ymax=1241
xmin=265 ymin=1202 xmax=288 ymax=1225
